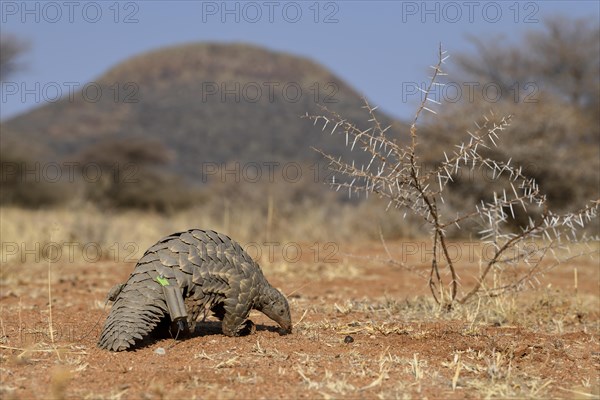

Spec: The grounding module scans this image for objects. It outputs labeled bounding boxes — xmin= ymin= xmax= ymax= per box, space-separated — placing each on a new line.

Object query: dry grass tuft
xmin=49 ymin=366 xmax=72 ymax=400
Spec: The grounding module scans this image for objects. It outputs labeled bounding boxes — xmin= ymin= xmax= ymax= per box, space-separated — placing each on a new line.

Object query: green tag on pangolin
xmin=155 ymin=276 xmax=170 ymax=286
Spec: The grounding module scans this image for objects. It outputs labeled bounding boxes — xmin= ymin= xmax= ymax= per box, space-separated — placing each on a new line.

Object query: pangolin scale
xmin=98 ymin=229 xmax=292 ymax=351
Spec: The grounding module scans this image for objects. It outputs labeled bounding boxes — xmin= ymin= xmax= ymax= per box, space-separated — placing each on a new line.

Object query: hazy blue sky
xmin=1 ymin=0 xmax=598 ymax=121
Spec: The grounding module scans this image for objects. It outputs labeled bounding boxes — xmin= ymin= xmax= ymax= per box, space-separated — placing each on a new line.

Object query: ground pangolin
xmin=98 ymin=229 xmax=292 ymax=351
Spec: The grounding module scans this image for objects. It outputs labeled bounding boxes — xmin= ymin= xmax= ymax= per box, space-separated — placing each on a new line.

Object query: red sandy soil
xmin=1 ymin=241 xmax=599 ymax=399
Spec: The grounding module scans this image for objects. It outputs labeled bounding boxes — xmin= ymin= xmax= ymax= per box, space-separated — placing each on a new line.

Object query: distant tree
xmin=74 ymin=138 xmax=198 ymax=213
xmin=0 ymin=37 xmax=59 ymax=207
xmin=0 ymin=135 xmax=70 ymax=207
xmin=455 ymin=16 xmax=599 ymax=117
xmin=0 ymin=34 xmax=28 ymax=81
xmin=422 ymin=16 xmax=600 ymax=213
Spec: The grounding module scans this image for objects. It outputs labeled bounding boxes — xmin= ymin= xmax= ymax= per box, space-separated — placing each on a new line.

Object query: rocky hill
xmin=3 ymin=42 xmax=405 ymax=183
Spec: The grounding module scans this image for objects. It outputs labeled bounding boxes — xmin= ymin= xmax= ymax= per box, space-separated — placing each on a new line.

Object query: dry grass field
xmin=1 ymin=207 xmax=599 ymax=399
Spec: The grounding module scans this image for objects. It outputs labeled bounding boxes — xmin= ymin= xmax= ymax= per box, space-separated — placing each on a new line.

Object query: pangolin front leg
xmin=220 ymin=274 xmax=259 ymax=336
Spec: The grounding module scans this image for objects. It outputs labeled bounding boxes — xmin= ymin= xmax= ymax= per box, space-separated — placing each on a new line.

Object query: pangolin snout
xmin=279 ymin=321 xmax=292 ymax=335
